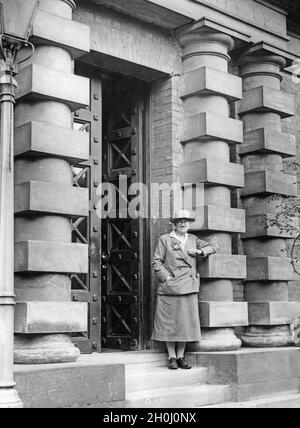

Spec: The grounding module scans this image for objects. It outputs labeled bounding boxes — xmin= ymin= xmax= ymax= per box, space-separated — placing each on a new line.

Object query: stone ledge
xmin=241 ymin=170 xmax=297 ymax=198
xmin=15 ymin=241 xmax=89 ymax=273
xmin=181 ymin=158 xmax=244 ymax=189
xmin=199 ymin=302 xmax=248 ymax=328
xmin=190 ymin=205 xmax=245 ymax=233
xmin=182 ymin=112 xmax=243 ymax=145
xmin=181 ymin=66 xmax=242 ymax=102
xmin=15 ymin=121 xmax=89 ymax=163
xmin=239 ymin=128 xmax=296 ymax=158
xmin=247 ymin=257 xmax=296 ymax=281
xmin=240 ymin=86 xmax=295 ymax=118
xmin=248 ymin=302 xmax=300 ymax=326
xmin=15 ymin=302 xmax=88 ymax=334
xmin=16 ymin=64 xmax=89 ymax=112
xmin=243 ymin=214 xmax=298 ymax=239
xmin=200 ymin=254 xmax=247 ymax=279
xmin=15 ymin=357 xmax=125 ymax=408
xmin=31 ymin=9 xmax=90 ymax=58
xmin=15 ymin=181 xmax=89 ymax=217
xmin=232 ymin=379 xmax=300 ymax=403
xmin=188 ymin=348 xmax=300 ymax=401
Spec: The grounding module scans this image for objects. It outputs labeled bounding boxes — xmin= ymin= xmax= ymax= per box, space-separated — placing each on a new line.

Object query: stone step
xmin=125 ymin=384 xmax=231 ymax=408
xmin=126 ymin=366 xmax=208 ymax=393
xmin=203 ymin=393 xmax=300 ymax=408
xmin=98 ymin=351 xmax=167 ymax=366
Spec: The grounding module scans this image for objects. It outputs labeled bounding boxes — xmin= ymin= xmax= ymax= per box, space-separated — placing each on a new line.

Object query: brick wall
xmin=149 ymin=73 xmax=184 ymax=347
xmin=150 ymin=74 xmax=184 ymax=240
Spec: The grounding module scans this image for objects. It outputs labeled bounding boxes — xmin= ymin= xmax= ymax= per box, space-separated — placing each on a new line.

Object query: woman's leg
xmin=166 ymin=342 xmax=176 ymax=359
xmin=176 ymin=342 xmax=191 ymax=369
xmin=176 ymin=342 xmax=186 ymax=359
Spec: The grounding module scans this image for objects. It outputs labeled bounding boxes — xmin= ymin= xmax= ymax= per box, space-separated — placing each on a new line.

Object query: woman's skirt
xmin=151 ymin=293 xmax=201 ymax=342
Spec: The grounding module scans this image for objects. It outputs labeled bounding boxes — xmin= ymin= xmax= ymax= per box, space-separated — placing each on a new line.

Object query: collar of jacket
xmin=169 ymin=233 xmax=192 ymax=267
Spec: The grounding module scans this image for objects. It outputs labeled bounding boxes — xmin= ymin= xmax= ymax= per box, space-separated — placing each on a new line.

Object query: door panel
xmin=101 ymin=78 xmax=144 ymax=350
xmin=71 ymin=78 xmax=102 ymax=354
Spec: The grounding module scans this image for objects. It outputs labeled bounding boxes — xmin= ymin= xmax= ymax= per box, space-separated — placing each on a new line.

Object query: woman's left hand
xmin=188 ymin=249 xmax=203 ymax=257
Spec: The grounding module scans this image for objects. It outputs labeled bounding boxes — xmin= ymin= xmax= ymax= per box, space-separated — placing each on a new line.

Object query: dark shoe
xmin=168 ymin=358 xmax=178 ymax=370
xmin=177 ymin=358 xmax=192 ymax=369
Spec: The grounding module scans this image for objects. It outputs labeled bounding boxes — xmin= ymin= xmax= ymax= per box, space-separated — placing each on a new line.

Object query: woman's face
xmin=175 ymin=219 xmax=190 ymax=235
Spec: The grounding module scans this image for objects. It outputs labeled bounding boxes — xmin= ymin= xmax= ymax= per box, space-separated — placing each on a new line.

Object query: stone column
xmin=239 ymin=51 xmax=299 ymax=347
xmin=13 ymin=0 xmax=90 ymax=363
xmin=177 ymin=23 xmax=248 ymax=351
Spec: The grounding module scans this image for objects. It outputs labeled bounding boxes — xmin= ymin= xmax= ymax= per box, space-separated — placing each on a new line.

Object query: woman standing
xmin=152 ymin=210 xmax=216 ymax=370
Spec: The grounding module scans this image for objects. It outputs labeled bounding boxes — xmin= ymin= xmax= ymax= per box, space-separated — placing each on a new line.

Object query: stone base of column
xmin=0 ymin=388 xmax=23 ymax=408
xmin=14 ymin=334 xmax=80 ymax=364
xmin=241 ymin=326 xmax=293 ymax=348
xmin=188 ymin=328 xmax=242 ymax=352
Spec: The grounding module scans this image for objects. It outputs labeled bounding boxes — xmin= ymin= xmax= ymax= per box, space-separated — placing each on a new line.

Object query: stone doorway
xmin=72 ymin=68 xmax=151 ymax=353
xmin=101 ymin=74 xmax=150 ymax=351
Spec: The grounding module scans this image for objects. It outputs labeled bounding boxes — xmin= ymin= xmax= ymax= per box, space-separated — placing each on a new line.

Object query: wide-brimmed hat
xmin=170 ymin=210 xmax=196 ymax=223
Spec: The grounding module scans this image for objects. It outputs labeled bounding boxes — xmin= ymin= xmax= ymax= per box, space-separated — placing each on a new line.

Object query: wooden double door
xmin=72 ymin=72 xmax=150 ymax=353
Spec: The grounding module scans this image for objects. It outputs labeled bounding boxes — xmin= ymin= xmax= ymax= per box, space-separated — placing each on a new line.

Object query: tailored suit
xmin=151 ymin=233 xmax=216 ymax=342
xmin=153 ymin=233 xmax=216 ymax=295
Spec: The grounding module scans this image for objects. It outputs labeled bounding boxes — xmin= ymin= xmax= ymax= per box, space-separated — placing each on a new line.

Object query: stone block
xmin=32 ymin=9 xmax=90 ymax=58
xmin=239 ymin=128 xmax=296 ymax=158
xmin=15 ymin=181 xmax=89 ymax=217
xmin=245 ymin=282 xmax=289 ymax=302
xmin=182 ymin=112 xmax=243 ymax=145
xmin=199 ymin=302 xmax=248 ymax=327
xmin=190 ymin=205 xmax=245 ymax=233
xmin=181 ymin=67 xmax=242 ymax=102
xmin=233 ymin=379 xmax=300 ymax=403
xmin=15 ymin=241 xmax=89 ymax=273
xmin=16 ymin=64 xmax=89 ymax=111
xmin=241 ymin=171 xmax=297 ymax=197
xmin=15 ymin=302 xmax=88 ymax=334
xmin=248 ymin=302 xmax=300 ymax=326
xmin=244 ymin=214 xmax=298 ymax=239
xmin=247 ymin=257 xmax=296 ymax=281
xmin=200 ymin=254 xmax=247 ymax=279
xmin=181 ymin=158 xmax=244 ymax=188
xmin=240 ymin=86 xmax=294 ymax=118
xmin=15 ymin=121 xmax=89 ymax=163
xmin=15 ymin=362 xmax=125 ymax=408
xmin=191 ymin=348 xmax=300 ymax=401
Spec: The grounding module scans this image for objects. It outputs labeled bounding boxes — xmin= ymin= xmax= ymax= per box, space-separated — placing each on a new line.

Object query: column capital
xmin=237 ymin=52 xmax=286 ymax=70
xmin=236 ymin=49 xmax=287 ymax=84
xmin=176 ymin=18 xmax=249 ymax=52
xmin=177 ymin=29 xmax=235 ymax=65
xmin=178 ymin=28 xmax=235 ymax=52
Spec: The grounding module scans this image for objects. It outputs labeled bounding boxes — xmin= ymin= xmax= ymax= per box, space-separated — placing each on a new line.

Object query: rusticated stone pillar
xmin=177 ymin=22 xmax=248 ymax=351
xmin=13 ymin=0 xmax=90 ymax=363
xmin=239 ymin=51 xmax=299 ymax=347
